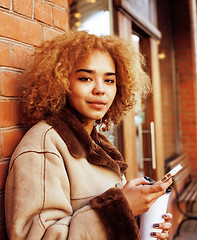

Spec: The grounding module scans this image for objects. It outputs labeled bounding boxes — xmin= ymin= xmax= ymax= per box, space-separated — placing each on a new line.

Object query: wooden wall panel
xmin=117 ymin=11 xmax=138 ymax=180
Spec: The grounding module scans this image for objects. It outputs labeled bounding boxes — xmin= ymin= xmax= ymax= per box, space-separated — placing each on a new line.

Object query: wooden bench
xmin=167 ymin=153 xmax=197 ymax=238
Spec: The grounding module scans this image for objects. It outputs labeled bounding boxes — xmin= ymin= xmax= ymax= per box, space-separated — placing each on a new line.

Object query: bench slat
xmin=191 ymin=188 xmax=197 ymax=202
xmin=178 ymin=181 xmax=195 ymax=201
xmin=167 ymin=153 xmax=188 ymax=168
xmin=184 ymin=181 xmax=197 ymax=202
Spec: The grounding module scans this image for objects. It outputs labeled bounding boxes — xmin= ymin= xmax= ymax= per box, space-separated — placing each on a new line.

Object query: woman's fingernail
xmin=154 ymin=224 xmax=159 ymax=228
xmin=151 ymin=232 xmax=156 ymax=236
xmin=144 ymin=176 xmax=150 ymax=181
xmin=144 ymin=176 xmax=156 ymax=183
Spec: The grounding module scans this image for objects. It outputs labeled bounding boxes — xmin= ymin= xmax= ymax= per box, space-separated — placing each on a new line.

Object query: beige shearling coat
xmin=5 ymin=107 xmax=141 ymax=240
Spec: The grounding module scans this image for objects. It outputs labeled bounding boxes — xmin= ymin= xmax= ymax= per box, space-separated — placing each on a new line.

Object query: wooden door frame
xmin=116 ymin=11 xmax=138 ymax=180
xmin=114 ymin=4 xmax=165 ymax=180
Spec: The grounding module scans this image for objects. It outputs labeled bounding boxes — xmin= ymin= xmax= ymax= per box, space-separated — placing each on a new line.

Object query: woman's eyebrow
xmin=76 ymin=69 xmax=93 ymax=74
xmin=76 ymin=69 xmax=116 ymax=76
xmin=105 ymin=72 xmax=116 ymax=76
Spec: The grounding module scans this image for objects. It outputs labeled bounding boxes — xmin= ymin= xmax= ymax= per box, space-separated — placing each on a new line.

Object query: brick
xmin=42 ymin=26 xmax=62 ymax=42
xmin=0 ymin=102 xmax=12 ymax=127
xmin=0 ymin=41 xmax=10 ymax=67
xmin=0 ymin=71 xmax=22 ymax=97
xmin=12 ymin=0 xmax=32 ymax=17
xmin=0 ymin=0 xmax=10 ymax=9
xmin=52 ymin=6 xmax=68 ymax=30
xmin=3 ymin=128 xmax=25 ymax=157
xmin=12 ymin=101 xmax=23 ymax=125
xmin=47 ymin=0 xmax=68 ymax=9
xmin=0 ymin=11 xmax=42 ymax=46
xmin=34 ymin=0 xmax=52 ymax=25
xmin=11 ymin=43 xmax=34 ymax=70
xmin=0 ymin=161 xmax=9 ymax=190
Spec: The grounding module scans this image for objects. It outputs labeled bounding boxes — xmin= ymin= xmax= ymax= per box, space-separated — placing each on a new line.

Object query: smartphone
xmin=159 ymin=164 xmax=182 ymax=183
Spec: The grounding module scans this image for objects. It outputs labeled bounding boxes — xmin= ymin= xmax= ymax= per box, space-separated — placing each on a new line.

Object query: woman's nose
xmin=92 ymin=80 xmax=105 ymax=95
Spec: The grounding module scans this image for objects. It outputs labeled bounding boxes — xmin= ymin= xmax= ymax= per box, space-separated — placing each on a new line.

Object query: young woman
xmin=5 ymin=31 xmax=173 ymax=240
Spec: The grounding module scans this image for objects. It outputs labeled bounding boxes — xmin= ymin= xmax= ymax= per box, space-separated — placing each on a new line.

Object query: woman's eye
xmin=78 ymin=77 xmax=91 ymax=82
xmin=105 ymin=79 xmax=115 ymax=84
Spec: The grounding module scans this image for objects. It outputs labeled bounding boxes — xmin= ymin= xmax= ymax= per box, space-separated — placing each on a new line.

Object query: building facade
xmin=0 ymin=0 xmax=197 ymax=239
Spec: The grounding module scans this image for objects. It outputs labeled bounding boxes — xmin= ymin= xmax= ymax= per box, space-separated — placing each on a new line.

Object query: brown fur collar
xmin=45 ymin=107 xmax=128 ymax=176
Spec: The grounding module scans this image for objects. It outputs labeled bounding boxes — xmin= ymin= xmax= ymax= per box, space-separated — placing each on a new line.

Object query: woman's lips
xmin=87 ymin=100 xmax=107 ymax=110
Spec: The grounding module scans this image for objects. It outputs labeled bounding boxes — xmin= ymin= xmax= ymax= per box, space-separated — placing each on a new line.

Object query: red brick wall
xmin=157 ymin=0 xmax=197 ymax=178
xmin=172 ymin=0 xmax=197 ymax=177
xmin=157 ymin=0 xmax=177 ymax=159
xmin=0 ymin=1 xmax=69 ymax=238
xmin=153 ymin=1 xmax=197 ymax=238
xmin=156 ymin=1 xmax=197 ymax=238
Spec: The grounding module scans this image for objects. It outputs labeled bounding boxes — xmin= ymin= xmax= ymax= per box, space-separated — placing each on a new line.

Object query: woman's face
xmin=69 ymin=50 xmax=117 ymax=125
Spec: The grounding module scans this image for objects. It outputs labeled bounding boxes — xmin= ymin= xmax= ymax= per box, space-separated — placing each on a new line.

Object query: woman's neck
xmin=83 ymin=120 xmax=95 ymax=135
xmin=65 ymin=102 xmax=95 ymax=135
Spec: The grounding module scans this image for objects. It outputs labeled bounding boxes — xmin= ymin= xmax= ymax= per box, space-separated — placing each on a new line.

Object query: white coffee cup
xmin=140 ymin=187 xmax=171 ymax=240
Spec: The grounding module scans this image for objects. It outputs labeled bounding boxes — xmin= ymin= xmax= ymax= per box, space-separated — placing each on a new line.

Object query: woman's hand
xmin=151 ymin=213 xmax=173 ymax=239
xmin=121 ymin=177 xmax=173 ymax=216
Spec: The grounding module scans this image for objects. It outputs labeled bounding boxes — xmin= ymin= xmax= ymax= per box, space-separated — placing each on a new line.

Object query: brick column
xmin=173 ymin=0 xmax=197 ymax=177
xmin=0 ymin=1 xmax=69 ymax=238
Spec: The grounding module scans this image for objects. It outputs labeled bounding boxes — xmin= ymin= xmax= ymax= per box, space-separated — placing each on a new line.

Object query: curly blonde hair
xmin=21 ymin=30 xmax=151 ymax=130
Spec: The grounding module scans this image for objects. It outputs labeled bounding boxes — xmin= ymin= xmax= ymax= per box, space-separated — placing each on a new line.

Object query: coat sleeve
xmin=5 ymin=150 xmax=141 ymax=240
xmin=5 ymin=150 xmax=73 ymax=240
xmin=68 ymin=188 xmax=142 ymax=240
